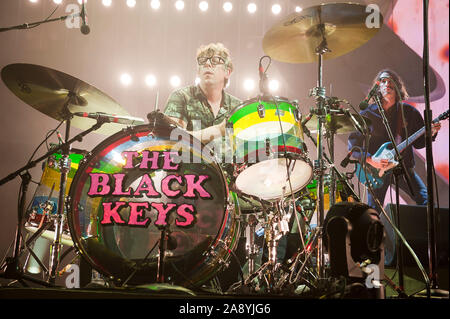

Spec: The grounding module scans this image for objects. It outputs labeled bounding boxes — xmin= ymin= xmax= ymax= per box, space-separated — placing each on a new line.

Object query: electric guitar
xmin=355 ymin=109 xmax=449 ymax=189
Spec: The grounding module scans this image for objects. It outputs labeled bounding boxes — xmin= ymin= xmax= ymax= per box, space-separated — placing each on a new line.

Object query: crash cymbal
xmin=305 ymin=112 xmax=371 ymax=134
xmin=1 ymin=63 xmax=131 ymax=135
xmin=263 ymin=3 xmax=383 ymax=63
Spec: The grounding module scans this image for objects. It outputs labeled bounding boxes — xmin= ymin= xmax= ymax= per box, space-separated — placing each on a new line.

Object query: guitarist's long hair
xmin=369 ymin=69 xmax=409 ymax=104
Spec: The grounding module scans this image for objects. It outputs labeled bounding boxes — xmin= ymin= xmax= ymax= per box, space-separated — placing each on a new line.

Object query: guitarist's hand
xmin=432 ymin=122 xmax=441 ymax=136
xmin=367 ymin=157 xmax=397 ymax=171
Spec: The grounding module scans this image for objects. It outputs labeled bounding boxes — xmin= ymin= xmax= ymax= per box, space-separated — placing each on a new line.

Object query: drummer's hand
xmin=367 ymin=157 xmax=396 ymax=171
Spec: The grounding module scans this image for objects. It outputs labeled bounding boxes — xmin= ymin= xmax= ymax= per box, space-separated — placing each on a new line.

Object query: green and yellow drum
xmin=227 ymin=96 xmax=312 ymax=201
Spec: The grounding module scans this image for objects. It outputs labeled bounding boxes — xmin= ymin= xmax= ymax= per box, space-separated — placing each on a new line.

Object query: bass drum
xmin=67 ymin=122 xmax=241 ymax=288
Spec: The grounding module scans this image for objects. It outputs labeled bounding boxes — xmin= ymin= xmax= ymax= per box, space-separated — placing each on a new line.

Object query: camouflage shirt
xmin=163 ymin=85 xmax=241 ymax=131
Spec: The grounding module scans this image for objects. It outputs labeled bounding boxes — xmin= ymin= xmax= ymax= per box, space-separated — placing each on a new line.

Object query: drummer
xmin=163 ymin=42 xmax=244 ymax=290
xmin=163 ymin=42 xmax=241 ymax=147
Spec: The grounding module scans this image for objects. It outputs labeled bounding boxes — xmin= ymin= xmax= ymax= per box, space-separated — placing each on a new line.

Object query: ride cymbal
xmin=263 ymin=2 xmax=383 ymax=63
xmin=1 ymin=63 xmax=131 ymax=135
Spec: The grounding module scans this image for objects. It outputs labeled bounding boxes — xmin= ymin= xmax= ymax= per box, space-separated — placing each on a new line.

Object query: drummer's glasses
xmin=197 ymin=55 xmax=226 ymax=66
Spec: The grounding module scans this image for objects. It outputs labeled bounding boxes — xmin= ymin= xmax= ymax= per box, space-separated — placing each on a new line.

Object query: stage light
xmin=120 ymin=73 xmax=132 ymax=86
xmin=269 ymin=79 xmax=279 ymax=92
xmin=323 ymin=202 xmax=385 ymax=286
xmin=102 ymin=0 xmax=112 ymax=7
xmin=175 ymin=0 xmax=185 ymax=11
xmin=145 ymin=74 xmax=157 ymax=87
xmin=243 ymin=79 xmax=255 ymax=91
xmin=77 ymin=0 xmax=87 ymax=4
xmin=295 ymin=6 xmax=303 ymax=12
xmin=53 ymin=0 xmax=63 ymax=4
xmin=126 ymin=0 xmax=136 ymax=7
xmin=29 ymin=0 xmax=38 ymax=3
xmin=170 ymin=75 xmax=181 ymax=88
xmin=247 ymin=3 xmax=257 ymax=14
xmin=150 ymin=0 xmax=160 ymax=10
xmin=199 ymin=1 xmax=208 ymax=12
xmin=271 ymin=4 xmax=281 ymax=15
xmin=223 ymin=2 xmax=232 ymax=12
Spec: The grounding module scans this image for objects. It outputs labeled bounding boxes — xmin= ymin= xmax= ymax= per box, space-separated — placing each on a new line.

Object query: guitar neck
xmin=396 ymin=116 xmax=441 ymax=153
xmin=397 ymin=126 xmax=426 ymax=152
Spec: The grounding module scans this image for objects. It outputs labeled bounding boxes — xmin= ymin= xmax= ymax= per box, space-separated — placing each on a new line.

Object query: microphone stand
xmin=372 ymin=94 xmax=416 ymax=297
xmin=0 ymin=117 xmax=106 ymax=286
xmin=0 ymin=12 xmax=82 ymax=33
xmin=416 ymin=0 xmax=448 ymax=298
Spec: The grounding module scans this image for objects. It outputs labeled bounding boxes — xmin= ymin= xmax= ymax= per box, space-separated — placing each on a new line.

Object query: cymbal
xmin=305 ymin=112 xmax=371 ymax=134
xmin=263 ymin=3 xmax=383 ymax=63
xmin=1 ymin=63 xmax=131 ymax=135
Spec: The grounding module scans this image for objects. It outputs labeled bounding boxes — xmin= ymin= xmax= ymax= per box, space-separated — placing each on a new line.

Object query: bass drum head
xmin=68 ymin=123 xmax=240 ymax=288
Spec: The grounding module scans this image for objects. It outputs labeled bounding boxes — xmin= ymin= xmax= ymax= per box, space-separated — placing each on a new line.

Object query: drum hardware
xmin=0 ymin=115 xmax=108 ymax=286
xmin=275 ymin=227 xmax=321 ymax=292
xmin=122 ymin=239 xmax=160 ymax=287
xmin=24 ymin=225 xmax=54 ymax=275
xmin=23 ymin=185 xmax=56 ymax=275
xmin=244 ymin=214 xmax=259 ymax=276
xmin=257 ymin=100 xmax=265 ymax=118
xmin=156 ymin=226 xmax=178 ymax=283
xmin=263 ymin=2 xmax=382 ymax=280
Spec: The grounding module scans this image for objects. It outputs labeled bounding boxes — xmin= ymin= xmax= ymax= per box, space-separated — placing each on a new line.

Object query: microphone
xmin=80 ymin=0 xmax=90 ymax=35
xmin=359 ymin=81 xmax=380 ymax=110
xmin=340 ymin=147 xmax=356 ymax=168
xmin=73 ymin=112 xmax=145 ymax=125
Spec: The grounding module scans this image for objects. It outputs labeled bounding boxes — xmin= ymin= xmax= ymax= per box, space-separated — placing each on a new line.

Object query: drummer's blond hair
xmin=196 ymin=43 xmax=234 ymax=87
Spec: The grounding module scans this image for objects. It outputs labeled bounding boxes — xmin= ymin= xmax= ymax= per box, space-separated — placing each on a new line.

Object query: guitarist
xmin=348 ymin=69 xmax=441 ymax=211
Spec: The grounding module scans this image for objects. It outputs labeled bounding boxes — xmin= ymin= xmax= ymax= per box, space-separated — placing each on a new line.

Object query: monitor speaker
xmin=380 ymin=204 xmax=448 ymax=267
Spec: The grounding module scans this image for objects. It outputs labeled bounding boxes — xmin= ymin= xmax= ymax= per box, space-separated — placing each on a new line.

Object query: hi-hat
xmin=1 ymin=63 xmax=133 ymax=135
xmin=263 ymin=3 xmax=383 ymax=63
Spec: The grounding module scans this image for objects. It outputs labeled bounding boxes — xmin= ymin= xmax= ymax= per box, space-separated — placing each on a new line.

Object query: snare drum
xmin=67 ymin=122 xmax=241 ymax=288
xmin=25 ymin=151 xmax=85 ymax=246
xmin=227 ymin=96 xmax=313 ymax=201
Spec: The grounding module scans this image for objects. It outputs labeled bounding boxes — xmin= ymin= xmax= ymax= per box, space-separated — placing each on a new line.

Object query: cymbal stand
xmin=245 ymin=214 xmax=259 ymax=276
xmin=328 ymin=127 xmax=337 ymax=208
xmin=240 ymin=201 xmax=287 ymax=293
xmin=0 ymin=172 xmax=53 ymax=287
xmin=47 ymin=114 xmax=71 ymax=284
xmin=308 ymin=29 xmax=331 ymax=279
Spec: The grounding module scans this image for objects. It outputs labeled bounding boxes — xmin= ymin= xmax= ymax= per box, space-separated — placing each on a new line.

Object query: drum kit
xmin=0 ymin=3 xmax=381 ymax=295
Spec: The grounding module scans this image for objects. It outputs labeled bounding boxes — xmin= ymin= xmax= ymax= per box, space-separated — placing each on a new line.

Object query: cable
xmin=25 ymin=5 xmax=60 ymax=30
xmin=27 ymin=119 xmax=65 ymax=165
